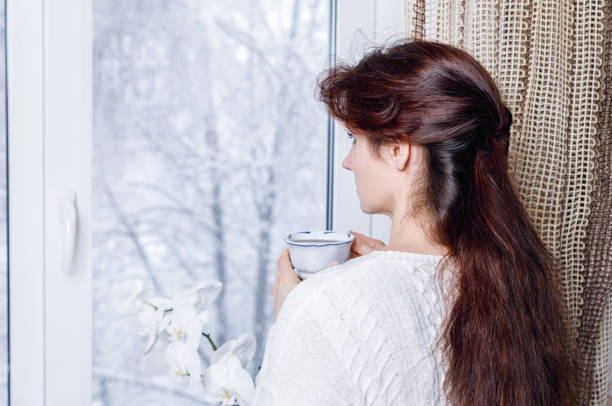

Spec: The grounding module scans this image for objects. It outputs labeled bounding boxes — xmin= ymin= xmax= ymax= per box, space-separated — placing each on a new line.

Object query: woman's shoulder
xmin=304 ymin=249 xmax=445 ymax=292
xmin=276 ymin=249 xmax=446 ymax=328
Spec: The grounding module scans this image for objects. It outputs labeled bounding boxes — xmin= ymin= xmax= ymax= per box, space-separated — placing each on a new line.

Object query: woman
xmin=252 ymin=40 xmax=578 ymax=405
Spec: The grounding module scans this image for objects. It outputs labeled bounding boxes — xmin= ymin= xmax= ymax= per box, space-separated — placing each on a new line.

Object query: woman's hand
xmin=348 ymin=230 xmax=386 ymax=258
xmin=272 ymin=248 xmax=302 ymax=322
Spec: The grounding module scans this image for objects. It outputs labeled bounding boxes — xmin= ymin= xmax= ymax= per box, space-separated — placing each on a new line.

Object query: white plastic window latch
xmin=57 ymin=186 xmax=78 ymax=274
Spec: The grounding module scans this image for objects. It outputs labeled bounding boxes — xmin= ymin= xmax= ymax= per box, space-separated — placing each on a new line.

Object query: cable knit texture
xmin=251 ymin=249 xmax=453 ymax=405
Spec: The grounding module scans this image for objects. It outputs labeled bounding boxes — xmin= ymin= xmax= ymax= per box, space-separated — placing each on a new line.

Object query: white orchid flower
xmin=111 ymin=279 xmax=154 ymax=316
xmin=165 ymin=303 xmax=197 ymax=341
xmin=173 ymin=280 xmax=223 ymax=308
xmin=210 ymin=333 xmax=256 ymax=369
xmin=165 ymin=303 xmax=211 ymax=350
xmin=165 ymin=340 xmax=202 ymax=387
xmin=204 ymin=354 xmax=255 ymax=406
xmin=138 ymin=296 xmax=172 ymax=355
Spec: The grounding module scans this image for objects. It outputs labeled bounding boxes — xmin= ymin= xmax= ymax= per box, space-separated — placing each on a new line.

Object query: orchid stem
xmin=202 ymin=332 xmax=217 ymax=351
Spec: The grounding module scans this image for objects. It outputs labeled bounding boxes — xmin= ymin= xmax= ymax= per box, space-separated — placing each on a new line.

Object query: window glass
xmin=93 ymin=0 xmax=330 ymax=403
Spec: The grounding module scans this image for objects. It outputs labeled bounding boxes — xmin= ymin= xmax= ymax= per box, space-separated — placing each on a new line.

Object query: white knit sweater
xmin=251 ymin=249 xmax=453 ymax=405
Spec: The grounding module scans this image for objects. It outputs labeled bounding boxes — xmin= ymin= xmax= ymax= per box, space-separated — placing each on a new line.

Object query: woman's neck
xmin=382 ymin=215 xmax=448 ymax=256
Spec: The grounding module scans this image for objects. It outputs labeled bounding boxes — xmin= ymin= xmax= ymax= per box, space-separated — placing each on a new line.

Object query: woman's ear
xmin=383 ymin=141 xmax=411 ymax=171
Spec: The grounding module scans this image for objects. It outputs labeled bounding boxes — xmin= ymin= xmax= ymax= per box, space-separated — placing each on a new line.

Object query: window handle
xmin=57 ymin=186 xmax=78 ymax=274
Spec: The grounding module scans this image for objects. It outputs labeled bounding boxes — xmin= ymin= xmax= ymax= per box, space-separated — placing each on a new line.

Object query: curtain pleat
xmin=579 ymin=0 xmax=612 ymax=401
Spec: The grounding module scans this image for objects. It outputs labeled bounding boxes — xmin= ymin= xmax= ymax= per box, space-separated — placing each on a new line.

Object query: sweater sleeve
xmin=251 ymin=286 xmax=356 ymax=406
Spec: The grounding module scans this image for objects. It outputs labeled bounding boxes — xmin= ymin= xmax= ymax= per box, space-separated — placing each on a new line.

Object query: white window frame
xmin=6 ymin=0 xmax=404 ymax=403
xmin=7 ymin=0 xmax=92 ymax=404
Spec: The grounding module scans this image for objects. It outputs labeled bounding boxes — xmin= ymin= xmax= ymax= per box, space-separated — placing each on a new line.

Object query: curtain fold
xmin=404 ymin=1 xmax=612 ymax=404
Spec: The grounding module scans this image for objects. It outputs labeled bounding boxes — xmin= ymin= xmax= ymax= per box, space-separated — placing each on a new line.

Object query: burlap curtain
xmin=403 ymin=0 xmax=612 ymax=405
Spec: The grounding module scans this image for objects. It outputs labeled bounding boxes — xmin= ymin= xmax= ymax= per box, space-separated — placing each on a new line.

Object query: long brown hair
xmin=316 ymin=40 xmax=579 ymax=405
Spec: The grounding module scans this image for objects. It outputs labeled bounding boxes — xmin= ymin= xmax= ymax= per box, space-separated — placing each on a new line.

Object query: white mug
xmin=283 ymin=230 xmax=355 ymax=279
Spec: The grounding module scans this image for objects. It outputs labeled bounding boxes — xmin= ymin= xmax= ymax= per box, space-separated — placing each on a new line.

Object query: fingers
xmin=348 ymin=229 xmax=367 ymax=239
xmin=273 ymin=248 xmax=304 ymax=321
xmin=272 ymin=250 xmax=290 ymax=295
xmin=349 ymin=230 xmax=373 ymax=247
xmin=277 ymin=248 xmax=292 ymax=269
xmin=349 ymin=231 xmax=374 ymax=255
xmin=348 ymin=230 xmax=385 ymax=256
xmin=350 ymin=230 xmax=385 ymax=248
xmin=272 ymin=269 xmax=278 ymax=294
xmin=274 ymin=248 xmax=300 ymax=286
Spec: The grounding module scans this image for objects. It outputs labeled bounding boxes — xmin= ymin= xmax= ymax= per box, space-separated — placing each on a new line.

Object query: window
xmin=92 ymin=1 xmax=331 ymax=403
xmin=6 ymin=0 xmax=404 ymax=403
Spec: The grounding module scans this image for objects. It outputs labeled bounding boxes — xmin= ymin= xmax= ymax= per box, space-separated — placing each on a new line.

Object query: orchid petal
xmin=184 ymin=347 xmax=202 ymax=387
xmin=210 ymin=339 xmax=234 ymax=366
xmin=165 ymin=304 xmax=197 ymax=341
xmin=186 ymin=310 xmax=210 ymax=350
xmin=143 ymin=330 xmax=158 ymax=355
xmin=165 ymin=341 xmax=187 ymax=380
xmin=232 ymin=333 xmax=256 ymax=368
xmin=229 ymin=361 xmax=255 ymax=405
xmin=210 ymin=333 xmax=256 ymax=368
xmin=203 ymin=355 xmax=254 ymax=405
xmin=175 ymin=280 xmax=223 ymax=307
xmin=111 ymin=279 xmax=153 ymax=316
xmin=203 ymin=360 xmax=232 ymax=403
